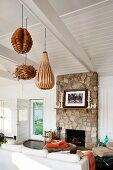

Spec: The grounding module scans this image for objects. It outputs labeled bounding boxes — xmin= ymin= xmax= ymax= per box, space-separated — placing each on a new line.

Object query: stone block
xmin=64 ymin=78 xmax=68 ymax=83
xmin=87 ymin=72 xmax=94 ymax=77
xmin=70 ymin=115 xmax=75 ymax=122
xmin=86 ymin=127 xmax=91 ymax=131
xmin=91 ymin=131 xmax=96 ymax=138
xmin=94 ymin=86 xmax=98 ymax=91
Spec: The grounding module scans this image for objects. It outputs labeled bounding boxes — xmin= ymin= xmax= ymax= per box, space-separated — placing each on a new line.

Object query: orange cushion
xmin=46 ymin=140 xmax=68 ymax=148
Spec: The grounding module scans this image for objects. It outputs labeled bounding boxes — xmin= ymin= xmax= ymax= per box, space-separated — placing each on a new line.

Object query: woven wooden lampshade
xmin=11 ymin=27 xmax=33 ymax=54
xmin=35 ymin=51 xmax=55 ymax=89
xmin=14 ymin=64 xmax=36 ymax=80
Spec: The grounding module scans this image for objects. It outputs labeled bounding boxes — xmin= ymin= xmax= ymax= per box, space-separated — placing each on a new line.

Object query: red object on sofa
xmin=84 ymin=151 xmax=95 ymax=170
xmin=45 ymin=140 xmax=68 ymax=148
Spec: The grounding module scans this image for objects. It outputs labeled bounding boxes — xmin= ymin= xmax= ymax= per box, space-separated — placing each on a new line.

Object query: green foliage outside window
xmin=33 ymin=100 xmax=43 ymax=136
xmin=35 ymin=118 xmax=43 ymax=135
xmin=34 ymin=102 xmax=43 ymax=109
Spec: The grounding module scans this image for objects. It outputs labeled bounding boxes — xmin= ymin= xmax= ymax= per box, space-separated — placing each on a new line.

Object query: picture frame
xmin=63 ymin=89 xmax=88 ymax=108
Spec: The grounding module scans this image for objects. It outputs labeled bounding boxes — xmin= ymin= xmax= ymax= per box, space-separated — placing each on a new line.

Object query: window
xmin=32 ymin=100 xmax=44 ymax=136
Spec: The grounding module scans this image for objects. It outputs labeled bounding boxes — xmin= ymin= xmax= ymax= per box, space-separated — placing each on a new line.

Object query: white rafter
xmin=20 ymin=0 xmax=94 ymax=71
xmin=0 ymin=70 xmax=16 ymax=80
xmin=0 ymin=44 xmax=38 ymax=80
xmin=0 ymin=44 xmax=38 ymax=67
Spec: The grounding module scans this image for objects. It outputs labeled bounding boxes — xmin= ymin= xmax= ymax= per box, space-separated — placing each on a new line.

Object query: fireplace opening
xmin=66 ymin=129 xmax=85 ymax=147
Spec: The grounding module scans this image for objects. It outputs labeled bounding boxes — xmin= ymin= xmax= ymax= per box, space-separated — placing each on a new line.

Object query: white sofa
xmin=0 ymin=144 xmax=89 ymax=170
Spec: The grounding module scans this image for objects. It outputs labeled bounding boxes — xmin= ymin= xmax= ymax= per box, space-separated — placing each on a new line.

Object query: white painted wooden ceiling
xmin=0 ymin=0 xmax=113 ymax=85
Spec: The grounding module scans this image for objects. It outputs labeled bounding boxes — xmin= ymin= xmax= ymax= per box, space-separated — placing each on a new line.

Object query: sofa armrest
xmin=1 ymin=144 xmax=23 ymax=152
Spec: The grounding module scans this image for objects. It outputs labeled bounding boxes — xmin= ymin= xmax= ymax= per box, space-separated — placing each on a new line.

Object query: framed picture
xmin=63 ymin=89 xmax=88 ymax=108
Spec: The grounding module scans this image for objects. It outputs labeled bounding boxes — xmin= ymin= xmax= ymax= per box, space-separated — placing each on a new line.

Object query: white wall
xmin=2 ymin=75 xmax=113 ymax=143
xmin=99 ymin=76 xmax=113 ymax=142
xmin=0 ymin=82 xmax=56 ymax=137
xmin=22 ymin=83 xmax=56 ymax=131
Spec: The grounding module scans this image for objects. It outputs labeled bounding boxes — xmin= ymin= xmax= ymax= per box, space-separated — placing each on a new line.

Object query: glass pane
xmin=33 ymin=100 xmax=43 ymax=135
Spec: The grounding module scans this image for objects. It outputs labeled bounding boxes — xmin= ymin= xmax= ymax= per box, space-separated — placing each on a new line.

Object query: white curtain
xmin=99 ymin=76 xmax=113 ymax=142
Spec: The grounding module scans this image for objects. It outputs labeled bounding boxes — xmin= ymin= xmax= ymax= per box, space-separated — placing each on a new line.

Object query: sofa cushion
xmin=1 ymin=144 xmax=23 ymax=152
xmin=22 ymin=147 xmax=48 ymax=157
xmin=47 ymin=152 xmax=80 ymax=163
xmin=6 ymin=139 xmax=16 ymax=145
xmin=6 ymin=139 xmax=23 ymax=145
xmin=92 ymin=146 xmax=113 ymax=157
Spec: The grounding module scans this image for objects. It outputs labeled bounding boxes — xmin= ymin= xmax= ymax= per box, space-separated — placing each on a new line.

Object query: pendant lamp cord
xmin=22 ymin=4 xmax=27 ymax=64
xmin=44 ymin=28 xmax=46 ymax=52
xmin=25 ymin=17 xmax=28 ymax=65
xmin=25 ymin=54 xmax=27 ymax=65
xmin=22 ymin=4 xmax=23 ymax=28
xmin=25 ymin=17 xmax=27 ymax=29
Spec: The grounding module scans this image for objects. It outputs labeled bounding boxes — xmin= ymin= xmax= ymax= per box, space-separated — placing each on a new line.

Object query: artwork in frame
xmin=63 ymin=89 xmax=88 ymax=108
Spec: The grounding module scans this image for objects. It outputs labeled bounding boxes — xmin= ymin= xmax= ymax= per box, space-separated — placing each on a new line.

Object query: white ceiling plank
xmin=0 ymin=44 xmax=38 ymax=68
xmin=20 ymin=0 xmax=94 ymax=71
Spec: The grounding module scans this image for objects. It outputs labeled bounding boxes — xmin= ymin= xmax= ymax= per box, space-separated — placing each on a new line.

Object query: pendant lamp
xmin=14 ymin=63 xmax=36 ymax=80
xmin=11 ymin=4 xmax=33 ymax=54
xmin=13 ymin=18 xmax=36 ymax=80
xmin=35 ymin=28 xmax=55 ymax=89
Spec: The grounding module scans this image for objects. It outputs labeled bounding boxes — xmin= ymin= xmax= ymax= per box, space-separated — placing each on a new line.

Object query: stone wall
xmin=56 ymin=72 xmax=98 ymax=149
